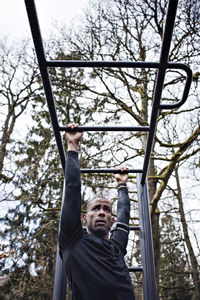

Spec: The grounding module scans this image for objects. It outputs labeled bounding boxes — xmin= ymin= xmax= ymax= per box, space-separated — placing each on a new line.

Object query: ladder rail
xmin=24 ymin=0 xmax=66 ymax=172
xmin=141 ymin=0 xmax=179 ymax=184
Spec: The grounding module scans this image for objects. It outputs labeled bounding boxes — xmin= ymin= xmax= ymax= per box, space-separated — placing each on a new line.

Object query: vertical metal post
xmin=53 ymin=181 xmax=67 ymax=300
xmin=137 ymin=173 xmax=157 ymax=300
xmin=53 ymin=245 xmax=67 ymax=300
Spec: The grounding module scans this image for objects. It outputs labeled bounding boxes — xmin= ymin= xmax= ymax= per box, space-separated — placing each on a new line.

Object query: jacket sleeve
xmin=110 ymin=186 xmax=130 ymax=255
xmin=59 ymin=151 xmax=83 ymax=251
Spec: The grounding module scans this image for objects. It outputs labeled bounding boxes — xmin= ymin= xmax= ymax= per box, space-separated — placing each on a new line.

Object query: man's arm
xmin=114 ymin=168 xmax=130 ymax=225
xmin=110 ymin=168 xmax=130 ymax=255
xmin=59 ymin=124 xmax=83 ymax=251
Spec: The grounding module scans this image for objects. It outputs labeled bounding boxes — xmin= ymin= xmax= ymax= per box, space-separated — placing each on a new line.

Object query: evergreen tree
xmin=160 ymin=213 xmax=193 ymax=300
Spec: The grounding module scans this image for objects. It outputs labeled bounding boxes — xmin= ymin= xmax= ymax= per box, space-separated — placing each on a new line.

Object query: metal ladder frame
xmin=24 ymin=0 xmax=192 ymax=299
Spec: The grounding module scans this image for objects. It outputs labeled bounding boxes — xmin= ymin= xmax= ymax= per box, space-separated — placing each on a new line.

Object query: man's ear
xmin=82 ymin=213 xmax=87 ymax=223
xmin=111 ymin=216 xmax=115 ymax=224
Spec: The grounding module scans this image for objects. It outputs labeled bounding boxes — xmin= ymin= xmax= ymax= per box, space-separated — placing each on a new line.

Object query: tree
xmin=0 ymin=38 xmax=39 ymax=184
xmin=0 ymin=38 xmax=56 ymax=298
xmin=174 ymin=166 xmax=200 ymax=298
xmin=159 ymin=212 xmax=193 ymax=300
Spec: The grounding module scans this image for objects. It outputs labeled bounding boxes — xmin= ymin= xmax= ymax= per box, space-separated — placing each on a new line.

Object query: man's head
xmin=83 ymin=196 xmax=114 ymax=240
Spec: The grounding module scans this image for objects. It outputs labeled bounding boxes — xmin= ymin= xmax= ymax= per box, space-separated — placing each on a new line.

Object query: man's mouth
xmin=95 ymin=219 xmax=106 ymax=226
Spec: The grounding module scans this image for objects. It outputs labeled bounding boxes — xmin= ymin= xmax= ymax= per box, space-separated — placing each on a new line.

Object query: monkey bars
xmin=24 ymin=0 xmax=192 ymax=299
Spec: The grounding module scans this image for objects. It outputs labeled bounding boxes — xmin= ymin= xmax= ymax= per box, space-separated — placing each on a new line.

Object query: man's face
xmin=86 ymin=198 xmax=113 ymax=240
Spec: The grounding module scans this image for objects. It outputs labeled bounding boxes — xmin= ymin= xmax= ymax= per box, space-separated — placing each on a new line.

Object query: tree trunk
xmin=175 ymin=166 xmax=200 ymax=299
xmin=0 ymin=109 xmax=16 ymax=181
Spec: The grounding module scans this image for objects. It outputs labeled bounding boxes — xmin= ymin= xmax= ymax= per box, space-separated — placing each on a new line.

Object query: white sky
xmin=0 ymin=0 xmax=89 ymax=39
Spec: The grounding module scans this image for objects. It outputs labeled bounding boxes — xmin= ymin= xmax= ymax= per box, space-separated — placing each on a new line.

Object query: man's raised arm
xmin=59 ymin=124 xmax=83 ymax=251
xmin=111 ymin=168 xmax=130 ymax=255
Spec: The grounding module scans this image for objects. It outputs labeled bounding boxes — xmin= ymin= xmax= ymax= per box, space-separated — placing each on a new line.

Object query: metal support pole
xmin=53 ymin=180 xmax=67 ymax=300
xmin=53 ymin=245 xmax=67 ymax=300
xmin=137 ymin=173 xmax=157 ymax=300
xmin=141 ymin=0 xmax=179 ymax=184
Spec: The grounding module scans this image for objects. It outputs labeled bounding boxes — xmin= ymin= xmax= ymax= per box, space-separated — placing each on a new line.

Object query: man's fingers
xmin=118 ymin=167 xmax=128 ymax=173
xmin=66 ymin=123 xmax=79 ymax=129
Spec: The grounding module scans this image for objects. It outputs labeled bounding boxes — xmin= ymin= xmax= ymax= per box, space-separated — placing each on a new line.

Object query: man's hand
xmin=66 ymin=123 xmax=83 ymax=151
xmin=114 ymin=167 xmax=128 ymax=184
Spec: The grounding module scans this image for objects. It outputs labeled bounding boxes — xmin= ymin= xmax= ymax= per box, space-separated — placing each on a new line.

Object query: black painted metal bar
xmin=141 ymin=0 xmax=179 ymax=184
xmin=137 ymin=173 xmax=157 ymax=300
xmin=60 ymin=126 xmax=149 ymax=132
xmin=49 ymin=60 xmax=191 ymax=111
xmin=24 ymin=1 xmax=68 ymax=300
xmin=129 ymin=226 xmax=140 ymax=231
xmin=53 ymin=244 xmax=67 ymax=300
xmin=128 ymin=266 xmax=143 ymax=272
xmin=160 ymin=63 xmax=192 ymax=109
xmin=80 ymin=168 xmax=143 ymax=174
xmin=52 ymin=182 xmax=68 ymax=300
xmin=48 ymin=60 xmax=192 ymax=110
xmin=24 ymin=0 xmax=66 ymax=173
xmin=47 ymin=60 xmax=159 ymax=68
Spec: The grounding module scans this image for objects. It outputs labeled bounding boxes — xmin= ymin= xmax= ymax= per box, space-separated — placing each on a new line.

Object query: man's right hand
xmin=66 ymin=123 xmax=83 ymax=151
xmin=114 ymin=167 xmax=128 ymax=184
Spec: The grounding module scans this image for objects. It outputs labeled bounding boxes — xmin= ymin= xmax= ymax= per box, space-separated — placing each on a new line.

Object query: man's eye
xmin=92 ymin=206 xmax=99 ymax=211
xmin=104 ymin=207 xmax=111 ymax=212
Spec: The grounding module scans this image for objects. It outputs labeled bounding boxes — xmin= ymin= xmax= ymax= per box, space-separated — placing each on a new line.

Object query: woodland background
xmin=0 ymin=0 xmax=200 ymax=299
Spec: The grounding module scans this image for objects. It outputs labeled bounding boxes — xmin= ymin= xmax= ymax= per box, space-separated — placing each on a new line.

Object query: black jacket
xmin=59 ymin=151 xmax=135 ymax=300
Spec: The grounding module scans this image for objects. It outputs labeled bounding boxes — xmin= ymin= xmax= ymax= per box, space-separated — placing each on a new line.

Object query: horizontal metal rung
xmin=128 ymin=266 xmax=143 ymax=272
xmin=60 ymin=126 xmax=149 ymax=132
xmin=129 ymin=226 xmax=140 ymax=231
xmin=47 ymin=60 xmax=159 ymax=69
xmin=80 ymin=169 xmax=143 ymax=174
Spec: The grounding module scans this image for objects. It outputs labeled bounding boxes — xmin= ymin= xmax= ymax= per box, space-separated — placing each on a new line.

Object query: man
xmin=59 ymin=123 xmax=135 ymax=300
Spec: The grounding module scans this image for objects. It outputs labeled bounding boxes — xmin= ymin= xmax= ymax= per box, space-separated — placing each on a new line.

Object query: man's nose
xmin=98 ymin=208 xmax=105 ymax=216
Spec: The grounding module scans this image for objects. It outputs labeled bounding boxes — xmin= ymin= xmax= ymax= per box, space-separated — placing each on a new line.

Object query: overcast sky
xmin=0 ymin=0 xmax=89 ymax=39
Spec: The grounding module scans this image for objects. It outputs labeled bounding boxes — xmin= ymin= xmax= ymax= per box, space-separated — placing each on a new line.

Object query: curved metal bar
xmin=160 ymin=63 xmax=193 ymax=109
